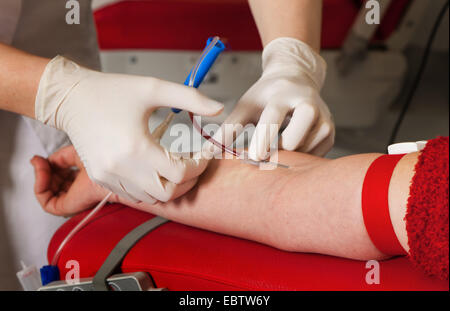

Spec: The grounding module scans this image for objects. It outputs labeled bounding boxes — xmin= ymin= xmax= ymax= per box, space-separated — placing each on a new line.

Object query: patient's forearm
xmin=131 ymin=151 xmax=417 ymax=261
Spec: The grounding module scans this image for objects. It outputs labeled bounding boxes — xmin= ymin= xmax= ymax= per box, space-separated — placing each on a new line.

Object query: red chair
xmin=93 ymin=0 xmax=411 ymax=51
xmin=44 ymin=1 xmax=447 ymax=291
xmin=48 ymin=204 xmax=448 ymax=290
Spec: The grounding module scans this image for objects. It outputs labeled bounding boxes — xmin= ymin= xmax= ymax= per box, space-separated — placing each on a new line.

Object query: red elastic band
xmin=362 ymin=154 xmax=407 ymax=256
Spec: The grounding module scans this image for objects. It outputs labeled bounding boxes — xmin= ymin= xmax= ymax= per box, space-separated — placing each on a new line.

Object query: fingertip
xmin=199 ymin=99 xmax=224 ymax=117
xmin=165 ymin=177 xmax=199 ymax=201
xmin=280 ymin=132 xmax=304 ymax=151
xmin=190 ymin=157 xmax=209 ymax=177
xmin=210 ymin=99 xmax=225 ymax=114
xmin=159 ymin=152 xmax=209 ymax=185
xmin=280 ymin=104 xmax=318 ymax=152
xmin=310 ymin=133 xmax=335 ymax=157
xmin=248 ymin=138 xmax=262 ymax=162
xmin=184 ymin=157 xmax=209 ymax=182
xmin=30 ymin=156 xmax=45 ymax=171
xmin=303 ymin=121 xmax=333 ymax=153
xmin=248 ymin=127 xmax=274 ymax=162
xmin=167 ymin=85 xmax=224 ymax=116
xmin=30 ymin=155 xmax=43 ymax=164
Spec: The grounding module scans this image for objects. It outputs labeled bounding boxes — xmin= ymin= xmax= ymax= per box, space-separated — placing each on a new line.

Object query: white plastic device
xmin=388 ymin=141 xmax=428 ymax=155
xmin=16 ymin=261 xmax=42 ymax=291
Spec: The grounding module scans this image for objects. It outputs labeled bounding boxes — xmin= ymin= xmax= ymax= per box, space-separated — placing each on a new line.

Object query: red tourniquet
xmin=362 ymin=154 xmax=408 ymax=256
xmin=362 ymin=137 xmax=449 ymax=280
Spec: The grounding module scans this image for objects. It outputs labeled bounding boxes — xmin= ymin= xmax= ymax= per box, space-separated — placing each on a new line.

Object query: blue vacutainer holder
xmin=172 ymin=37 xmax=226 ymax=113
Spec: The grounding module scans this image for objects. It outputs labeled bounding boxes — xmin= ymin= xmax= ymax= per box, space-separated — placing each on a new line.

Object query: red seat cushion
xmin=48 ymin=204 xmax=448 ymax=291
xmin=94 ymin=0 xmax=411 ymax=51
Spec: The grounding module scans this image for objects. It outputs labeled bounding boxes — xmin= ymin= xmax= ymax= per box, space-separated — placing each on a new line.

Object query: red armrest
xmin=48 ymin=204 xmax=448 ymax=291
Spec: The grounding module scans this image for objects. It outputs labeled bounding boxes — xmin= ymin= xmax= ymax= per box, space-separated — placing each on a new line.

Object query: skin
xmin=248 ymin=0 xmax=323 ymax=51
xmin=0 ymin=43 xmax=49 ymax=118
xmin=31 ymin=146 xmax=417 ymax=261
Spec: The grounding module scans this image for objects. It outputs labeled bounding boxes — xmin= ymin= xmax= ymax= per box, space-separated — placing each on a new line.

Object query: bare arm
xmin=248 ymin=0 xmax=323 ymax=51
xmin=0 ymin=43 xmax=49 ymax=118
xmin=32 ymin=147 xmax=417 ymax=261
xmin=133 ymin=151 xmax=416 ymax=261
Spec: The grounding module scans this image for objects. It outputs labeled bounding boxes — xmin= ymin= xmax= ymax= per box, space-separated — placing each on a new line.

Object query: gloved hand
xmin=35 ymin=56 xmax=224 ymax=203
xmin=204 ymin=37 xmax=334 ymax=161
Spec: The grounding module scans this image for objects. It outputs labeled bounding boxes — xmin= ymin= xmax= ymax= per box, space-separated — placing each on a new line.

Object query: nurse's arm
xmin=248 ymin=0 xmax=323 ymax=51
xmin=0 ymin=43 xmax=49 ymax=118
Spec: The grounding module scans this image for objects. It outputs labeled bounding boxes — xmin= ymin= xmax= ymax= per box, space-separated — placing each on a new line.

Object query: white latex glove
xmin=35 ymin=56 xmax=224 ymax=203
xmin=204 ymin=37 xmax=334 ymax=160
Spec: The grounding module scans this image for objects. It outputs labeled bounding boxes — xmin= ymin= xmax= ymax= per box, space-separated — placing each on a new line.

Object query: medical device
xmin=49 ymin=192 xmax=113 ymax=268
xmin=154 ymin=36 xmax=289 ymax=169
xmin=39 ymin=272 xmax=164 ymax=291
xmin=42 ymin=37 xmax=290 ymax=285
xmin=17 ymin=261 xmax=42 ymax=291
xmin=152 ymin=36 xmax=226 ymax=140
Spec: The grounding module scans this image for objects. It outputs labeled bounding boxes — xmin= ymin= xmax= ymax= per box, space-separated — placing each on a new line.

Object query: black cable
xmin=388 ymin=0 xmax=449 ymax=146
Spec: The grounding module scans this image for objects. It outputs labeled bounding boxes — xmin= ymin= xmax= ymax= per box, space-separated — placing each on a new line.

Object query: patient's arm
xmin=131 ymin=151 xmax=416 ymax=261
xmin=32 ymin=146 xmax=417 ymax=261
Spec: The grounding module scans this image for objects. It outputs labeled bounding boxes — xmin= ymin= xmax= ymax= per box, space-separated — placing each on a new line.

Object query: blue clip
xmin=172 ymin=37 xmax=226 ymax=113
xmin=40 ymin=265 xmax=60 ymax=286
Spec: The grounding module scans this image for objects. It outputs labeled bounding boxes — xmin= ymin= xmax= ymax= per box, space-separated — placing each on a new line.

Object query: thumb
xmin=185 ymin=90 xmax=224 ymax=117
xmin=48 ymin=145 xmax=85 ymax=170
xmin=152 ymin=80 xmax=224 ymax=116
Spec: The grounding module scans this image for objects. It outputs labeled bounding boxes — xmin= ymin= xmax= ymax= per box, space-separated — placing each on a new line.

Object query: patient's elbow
xmin=266 ymin=233 xmax=300 ymax=253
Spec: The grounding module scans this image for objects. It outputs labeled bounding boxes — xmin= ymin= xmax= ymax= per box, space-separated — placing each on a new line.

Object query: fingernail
xmin=210 ymin=101 xmax=224 ymax=113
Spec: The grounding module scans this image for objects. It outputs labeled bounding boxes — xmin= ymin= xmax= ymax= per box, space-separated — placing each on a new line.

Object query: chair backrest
xmin=93 ymin=0 xmax=412 ymax=51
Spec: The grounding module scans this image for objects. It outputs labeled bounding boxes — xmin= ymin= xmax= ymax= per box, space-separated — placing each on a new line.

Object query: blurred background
xmin=91 ymin=0 xmax=449 ymax=158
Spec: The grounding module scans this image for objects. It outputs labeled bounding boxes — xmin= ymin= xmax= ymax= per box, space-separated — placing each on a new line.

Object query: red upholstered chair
xmin=50 ymin=0 xmax=445 ymax=291
xmin=48 ymin=204 xmax=448 ymax=291
xmin=93 ymin=0 xmax=411 ymax=51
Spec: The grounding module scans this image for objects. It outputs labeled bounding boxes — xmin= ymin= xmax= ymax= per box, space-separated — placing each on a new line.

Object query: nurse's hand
xmin=35 ymin=56 xmax=223 ymax=204
xmin=204 ymin=38 xmax=335 ymax=161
